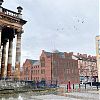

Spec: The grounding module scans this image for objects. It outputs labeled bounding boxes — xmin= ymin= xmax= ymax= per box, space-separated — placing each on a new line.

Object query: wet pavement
xmin=0 ymin=84 xmax=100 ymax=100
xmin=0 ymin=89 xmax=100 ymax=100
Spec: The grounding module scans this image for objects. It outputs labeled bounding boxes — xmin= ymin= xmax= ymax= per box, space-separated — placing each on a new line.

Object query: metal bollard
xmin=73 ymin=84 xmax=74 ymax=89
xmin=97 ymin=84 xmax=99 ymax=91
xmin=67 ymin=84 xmax=68 ymax=92
xmin=85 ymin=83 xmax=86 ymax=90
xmin=79 ymin=84 xmax=80 ymax=88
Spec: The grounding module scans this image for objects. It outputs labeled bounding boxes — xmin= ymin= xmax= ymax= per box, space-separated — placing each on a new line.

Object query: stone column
xmin=7 ymin=39 xmax=13 ymax=78
xmin=0 ymin=26 xmax=2 ymax=46
xmin=0 ymin=26 xmax=2 ymax=70
xmin=15 ymin=31 xmax=22 ymax=80
xmin=1 ymin=41 xmax=7 ymax=78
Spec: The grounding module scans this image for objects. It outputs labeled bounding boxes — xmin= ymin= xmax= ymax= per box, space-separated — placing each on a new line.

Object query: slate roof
xmin=33 ymin=61 xmax=40 ymax=66
xmin=26 ymin=59 xmax=38 ymax=65
xmin=44 ymin=50 xmax=65 ymax=58
xmin=44 ymin=51 xmax=51 ymax=57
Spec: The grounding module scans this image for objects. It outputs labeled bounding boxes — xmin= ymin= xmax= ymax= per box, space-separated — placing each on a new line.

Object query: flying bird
xmin=82 ymin=21 xmax=84 ymax=23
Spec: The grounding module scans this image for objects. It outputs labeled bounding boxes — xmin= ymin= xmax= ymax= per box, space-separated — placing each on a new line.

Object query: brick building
xmin=21 ymin=50 xmax=80 ymax=85
xmin=21 ymin=59 xmax=38 ymax=80
xmin=73 ymin=53 xmax=97 ymax=82
xmin=21 ymin=50 xmax=97 ymax=84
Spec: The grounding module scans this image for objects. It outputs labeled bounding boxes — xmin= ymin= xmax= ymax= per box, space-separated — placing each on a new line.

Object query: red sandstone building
xmin=21 ymin=50 xmax=80 ymax=85
xmin=21 ymin=50 xmax=97 ymax=84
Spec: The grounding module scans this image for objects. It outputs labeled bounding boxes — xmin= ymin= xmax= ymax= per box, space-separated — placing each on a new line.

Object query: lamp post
xmin=89 ymin=65 xmax=93 ymax=88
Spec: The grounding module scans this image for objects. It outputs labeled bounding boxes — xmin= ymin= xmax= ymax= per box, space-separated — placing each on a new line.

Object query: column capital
xmin=16 ymin=29 xmax=24 ymax=38
xmin=17 ymin=28 xmax=23 ymax=33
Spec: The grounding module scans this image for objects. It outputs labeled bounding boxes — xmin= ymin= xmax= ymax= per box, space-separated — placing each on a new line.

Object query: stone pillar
xmin=1 ymin=42 xmax=7 ymax=78
xmin=7 ymin=39 xmax=13 ymax=78
xmin=0 ymin=26 xmax=2 ymax=46
xmin=0 ymin=26 xmax=2 ymax=70
xmin=96 ymin=36 xmax=100 ymax=82
xmin=15 ymin=31 xmax=22 ymax=80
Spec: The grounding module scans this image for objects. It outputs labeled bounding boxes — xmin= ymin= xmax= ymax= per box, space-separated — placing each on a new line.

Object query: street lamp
xmin=89 ymin=65 xmax=93 ymax=88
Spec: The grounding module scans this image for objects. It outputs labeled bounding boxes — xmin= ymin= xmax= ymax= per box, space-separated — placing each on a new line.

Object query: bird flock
xmin=56 ymin=16 xmax=87 ymax=32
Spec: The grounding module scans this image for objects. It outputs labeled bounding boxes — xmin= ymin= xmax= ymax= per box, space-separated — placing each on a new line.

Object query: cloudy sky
xmin=3 ymin=0 xmax=99 ymax=66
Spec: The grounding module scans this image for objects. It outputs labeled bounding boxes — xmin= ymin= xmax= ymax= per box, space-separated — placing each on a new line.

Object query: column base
xmin=7 ymin=63 xmax=11 ymax=78
xmin=1 ymin=63 xmax=5 ymax=78
xmin=15 ymin=62 xmax=20 ymax=80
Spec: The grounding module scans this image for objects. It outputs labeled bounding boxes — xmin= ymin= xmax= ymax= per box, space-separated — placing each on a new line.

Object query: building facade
xmin=96 ymin=36 xmax=100 ymax=82
xmin=21 ymin=50 xmax=98 ymax=84
xmin=73 ymin=53 xmax=97 ymax=82
xmin=0 ymin=1 xmax=27 ymax=79
xmin=22 ymin=50 xmax=80 ymax=85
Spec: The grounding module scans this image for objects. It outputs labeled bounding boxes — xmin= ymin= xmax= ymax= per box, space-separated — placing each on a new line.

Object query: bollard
xmin=73 ymin=84 xmax=74 ymax=92
xmin=85 ymin=83 xmax=86 ymax=90
xmin=73 ymin=84 xmax=74 ymax=89
xmin=79 ymin=84 xmax=80 ymax=88
xmin=97 ymin=84 xmax=99 ymax=91
xmin=67 ymin=84 xmax=68 ymax=92
xmin=78 ymin=84 xmax=81 ymax=92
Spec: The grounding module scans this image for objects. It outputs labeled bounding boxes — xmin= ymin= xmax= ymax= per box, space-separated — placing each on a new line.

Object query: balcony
xmin=0 ymin=7 xmax=22 ymax=19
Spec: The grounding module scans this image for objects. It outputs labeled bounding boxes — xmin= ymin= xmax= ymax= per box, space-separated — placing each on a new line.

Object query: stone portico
xmin=0 ymin=0 xmax=27 ymax=79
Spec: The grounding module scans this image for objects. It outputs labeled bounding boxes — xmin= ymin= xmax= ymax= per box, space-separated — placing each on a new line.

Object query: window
xmin=41 ymin=69 xmax=45 ymax=74
xmin=68 ymin=69 xmax=70 ymax=74
xmin=66 ymin=69 xmax=70 ymax=74
xmin=99 ymin=48 xmax=100 ymax=54
xmin=98 ymin=40 xmax=100 ymax=48
xmin=31 ymin=70 xmax=33 ymax=75
xmin=38 ymin=70 xmax=39 ymax=74
xmin=36 ymin=70 xmax=37 ymax=74
xmin=33 ymin=70 xmax=34 ymax=74
xmin=72 ymin=69 xmax=73 ymax=73
xmin=40 ymin=57 xmax=45 ymax=67
xmin=26 ymin=67 xmax=28 ymax=75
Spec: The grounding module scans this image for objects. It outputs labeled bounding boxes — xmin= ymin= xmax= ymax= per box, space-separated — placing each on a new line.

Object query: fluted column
xmin=15 ymin=31 xmax=22 ymax=80
xmin=7 ymin=39 xmax=13 ymax=78
xmin=1 ymin=42 xmax=7 ymax=78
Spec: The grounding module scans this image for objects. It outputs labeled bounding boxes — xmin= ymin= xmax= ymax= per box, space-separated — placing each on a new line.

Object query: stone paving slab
xmin=32 ymin=94 xmax=82 ymax=100
xmin=1 ymin=89 xmax=100 ymax=100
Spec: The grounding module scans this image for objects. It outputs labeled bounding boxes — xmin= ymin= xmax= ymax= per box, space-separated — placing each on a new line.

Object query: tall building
xmin=96 ymin=36 xmax=100 ymax=82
